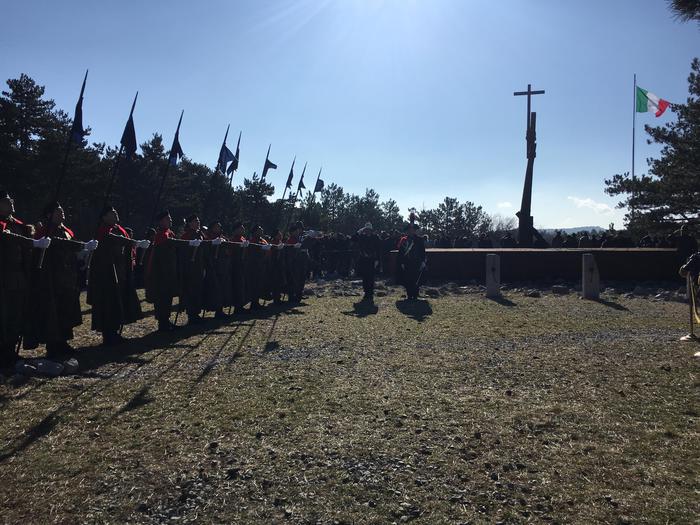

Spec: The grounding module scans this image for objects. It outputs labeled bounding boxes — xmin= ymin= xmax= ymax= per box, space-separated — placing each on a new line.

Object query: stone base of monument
xmin=390 ymin=248 xmax=682 ymax=283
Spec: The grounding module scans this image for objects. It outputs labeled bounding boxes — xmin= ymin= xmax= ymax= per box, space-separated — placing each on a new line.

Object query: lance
xmin=311 ymin=166 xmax=322 ymax=204
xmin=261 ymin=144 xmax=271 ymax=180
xmin=281 ymin=155 xmax=295 ymax=201
xmin=151 ymin=110 xmax=184 ymax=223
xmin=102 ymin=91 xmax=138 ymax=212
xmin=286 ymin=162 xmax=306 ymax=229
xmin=54 ymin=69 xmax=88 ymax=201
xmin=229 ymin=131 xmax=241 ymax=185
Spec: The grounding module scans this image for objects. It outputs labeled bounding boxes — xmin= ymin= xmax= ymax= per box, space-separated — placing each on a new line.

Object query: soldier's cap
xmin=99 ymin=205 xmax=116 ymax=218
xmin=42 ymin=201 xmax=61 ymax=217
xmin=185 ymin=214 xmax=199 ymax=223
xmin=155 ymin=210 xmax=170 ymax=221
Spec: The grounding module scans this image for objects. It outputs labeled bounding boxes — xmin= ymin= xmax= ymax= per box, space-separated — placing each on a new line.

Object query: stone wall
xmin=391 ymin=248 xmax=683 ymax=282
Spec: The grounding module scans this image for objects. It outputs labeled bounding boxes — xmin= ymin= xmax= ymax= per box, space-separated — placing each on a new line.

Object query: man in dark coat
xmin=285 ymin=223 xmax=307 ymax=303
xmin=179 ymin=214 xmax=209 ymax=325
xmin=26 ymin=201 xmax=95 ymax=358
xmin=88 ymin=206 xmax=145 ymax=346
xmin=396 ymin=222 xmax=426 ymax=301
xmin=0 ymin=191 xmax=47 ymax=367
xmin=352 ymin=222 xmax=382 ymax=303
xmin=267 ymin=229 xmax=287 ymax=305
xmin=228 ymin=221 xmax=248 ymax=315
xmin=146 ymin=211 xmax=191 ymax=332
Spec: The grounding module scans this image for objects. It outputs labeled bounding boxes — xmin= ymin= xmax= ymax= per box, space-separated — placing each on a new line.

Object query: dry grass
xmin=0 ymin=282 xmax=698 ymax=524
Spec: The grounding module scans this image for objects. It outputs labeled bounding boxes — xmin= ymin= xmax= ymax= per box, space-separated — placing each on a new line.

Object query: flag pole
xmin=103 ymin=91 xmax=138 ymax=211
xmin=217 ymin=124 xmax=230 ymax=172
xmin=262 ymin=144 xmax=271 ymax=180
xmin=281 ymin=156 xmax=295 ymax=201
xmin=151 ymin=110 xmax=183 ymax=222
xmin=631 ymin=73 xmax=637 ymax=217
xmin=54 ymin=69 xmax=88 ymax=201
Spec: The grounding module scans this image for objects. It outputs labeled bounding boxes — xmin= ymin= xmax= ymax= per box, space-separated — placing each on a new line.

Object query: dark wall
xmin=391 ymin=248 xmax=683 ymax=282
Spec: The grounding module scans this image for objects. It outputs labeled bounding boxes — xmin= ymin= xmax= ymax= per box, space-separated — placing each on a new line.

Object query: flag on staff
xmin=313 ymin=167 xmax=324 ymax=193
xmin=285 ymin=157 xmax=295 ymax=188
xmin=636 ymin=86 xmax=670 ymax=117
xmin=70 ymin=70 xmax=88 ymax=143
xmin=227 ymin=131 xmax=241 ymax=175
xmin=297 ymin=164 xmax=306 ymax=192
xmin=120 ymin=94 xmax=138 ymax=159
xmin=262 ymin=145 xmax=277 ymax=179
xmin=168 ymin=111 xmax=184 ymax=166
xmin=217 ymin=125 xmax=235 ymax=174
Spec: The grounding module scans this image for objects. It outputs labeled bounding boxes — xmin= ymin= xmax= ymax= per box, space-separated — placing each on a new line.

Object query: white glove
xmin=261 ymin=244 xmax=272 ymax=251
xmin=33 ymin=237 xmax=51 ymax=249
xmin=188 ymin=239 xmax=201 ymax=247
xmin=84 ymin=239 xmax=99 ymax=252
xmin=137 ymin=239 xmax=151 ymax=250
xmin=241 ymin=240 xmax=250 ymax=248
xmin=419 ymin=261 xmax=426 ymax=271
xmin=276 ymin=243 xmax=284 ymax=250
xmin=294 ymin=242 xmax=302 ymax=249
xmin=211 ymin=237 xmax=223 ymax=246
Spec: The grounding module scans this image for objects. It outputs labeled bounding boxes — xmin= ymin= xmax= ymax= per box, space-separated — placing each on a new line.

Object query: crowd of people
xmin=0 ymin=191 xmax=429 ymax=370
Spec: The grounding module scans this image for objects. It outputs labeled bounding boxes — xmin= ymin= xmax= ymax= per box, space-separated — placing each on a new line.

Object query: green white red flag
xmin=635 ymin=86 xmax=670 ymax=117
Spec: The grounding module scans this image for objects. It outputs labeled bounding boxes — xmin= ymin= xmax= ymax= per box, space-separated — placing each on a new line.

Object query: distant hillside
xmin=540 ymin=226 xmax=606 ymax=234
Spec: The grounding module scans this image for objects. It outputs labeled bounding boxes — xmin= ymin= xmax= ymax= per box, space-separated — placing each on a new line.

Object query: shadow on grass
xmin=395 ymin=299 xmax=433 ymax=322
xmin=342 ymin=300 xmax=379 ymax=318
xmin=590 ymin=297 xmax=629 ymax=311
xmin=0 ymin=413 xmax=59 ymax=463
xmin=487 ymin=296 xmax=517 ymax=307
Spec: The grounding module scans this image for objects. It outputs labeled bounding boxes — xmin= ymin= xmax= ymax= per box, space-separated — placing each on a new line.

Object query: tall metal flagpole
xmin=631 ymin=73 xmax=637 ymax=217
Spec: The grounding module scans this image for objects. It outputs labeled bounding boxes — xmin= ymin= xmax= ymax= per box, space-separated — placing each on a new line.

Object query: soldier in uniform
xmin=203 ymin=221 xmax=229 ymax=319
xmin=352 ymin=222 xmax=382 ymax=303
xmin=285 ymin=223 xmax=306 ymax=303
xmin=146 ymin=211 xmax=192 ymax=332
xmin=0 ymin=191 xmax=48 ymax=367
xmin=228 ymin=221 xmax=249 ymax=315
xmin=267 ymin=229 xmax=287 ymax=305
xmin=396 ymin=221 xmax=426 ymax=301
xmin=26 ymin=202 xmax=96 ymax=358
xmin=246 ymin=225 xmax=272 ymax=311
xmin=88 ymin=206 xmax=146 ymax=345
xmin=179 ymin=214 xmax=209 ymax=325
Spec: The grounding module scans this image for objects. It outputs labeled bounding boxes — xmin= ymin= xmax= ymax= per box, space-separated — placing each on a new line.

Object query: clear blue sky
xmin=1 ymin=0 xmax=697 ymax=228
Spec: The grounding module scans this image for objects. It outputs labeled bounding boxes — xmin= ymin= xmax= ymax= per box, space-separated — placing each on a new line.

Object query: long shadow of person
xmin=342 ymin=300 xmax=379 ymax=318
xmin=395 ymin=299 xmax=433 ymax=322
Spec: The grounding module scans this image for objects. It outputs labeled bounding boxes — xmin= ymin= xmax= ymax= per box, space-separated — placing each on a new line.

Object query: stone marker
xmin=582 ymin=253 xmax=600 ymax=300
xmin=486 ymin=254 xmax=501 ymax=298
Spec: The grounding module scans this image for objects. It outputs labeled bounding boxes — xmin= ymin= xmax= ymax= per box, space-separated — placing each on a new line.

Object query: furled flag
xmin=636 ymin=86 xmax=670 ymax=117
xmin=70 ymin=70 xmax=88 ymax=143
xmin=262 ymin=145 xmax=277 ymax=179
xmin=120 ymin=93 xmax=138 ymax=159
xmin=297 ymin=165 xmax=306 ymax=192
xmin=168 ymin=111 xmax=184 ymax=166
xmin=313 ymin=167 xmax=324 ymax=193
xmin=285 ymin=157 xmax=295 ymax=189
xmin=227 ymin=131 xmax=241 ymax=175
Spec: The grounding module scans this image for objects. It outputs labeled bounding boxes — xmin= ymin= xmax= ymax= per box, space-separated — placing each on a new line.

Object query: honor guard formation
xmin=0 ymin=190 xmax=429 ymax=371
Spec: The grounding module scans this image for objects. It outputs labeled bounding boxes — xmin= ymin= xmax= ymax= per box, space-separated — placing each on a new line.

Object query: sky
xmin=1 ymin=0 xmax=698 ymax=228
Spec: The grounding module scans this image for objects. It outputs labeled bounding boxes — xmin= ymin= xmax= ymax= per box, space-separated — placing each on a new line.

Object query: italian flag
xmin=636 ymin=86 xmax=670 ymax=117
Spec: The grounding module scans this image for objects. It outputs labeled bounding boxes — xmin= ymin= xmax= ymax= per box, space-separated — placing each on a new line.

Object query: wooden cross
xmin=514 ymin=84 xmax=545 ymax=130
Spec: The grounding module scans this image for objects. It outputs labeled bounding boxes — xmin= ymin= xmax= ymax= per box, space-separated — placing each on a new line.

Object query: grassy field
xmin=0 ymin=281 xmax=698 ymax=524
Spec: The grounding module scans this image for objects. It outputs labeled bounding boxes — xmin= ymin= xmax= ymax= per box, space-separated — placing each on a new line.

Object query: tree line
xmin=0 ymin=74 xmax=512 ymax=241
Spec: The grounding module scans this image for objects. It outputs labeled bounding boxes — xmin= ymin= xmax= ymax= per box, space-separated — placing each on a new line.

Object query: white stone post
xmin=486 ymin=253 xmax=501 ymax=298
xmin=582 ymin=253 xmax=600 ymax=300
